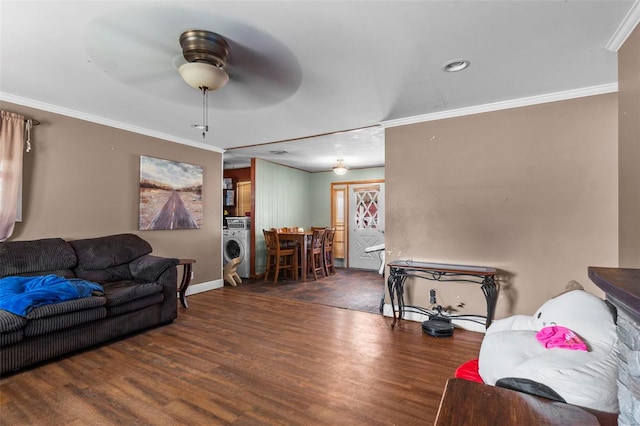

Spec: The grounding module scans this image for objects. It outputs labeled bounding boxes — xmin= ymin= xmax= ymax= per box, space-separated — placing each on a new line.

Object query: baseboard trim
xmin=184 ymin=280 xmax=224 ymax=297
xmin=381 ymin=304 xmax=486 ymax=333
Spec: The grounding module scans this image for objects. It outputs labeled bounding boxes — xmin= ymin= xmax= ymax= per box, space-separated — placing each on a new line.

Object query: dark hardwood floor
xmin=231 ymin=268 xmax=386 ymax=314
xmin=0 ymin=271 xmax=484 ymax=425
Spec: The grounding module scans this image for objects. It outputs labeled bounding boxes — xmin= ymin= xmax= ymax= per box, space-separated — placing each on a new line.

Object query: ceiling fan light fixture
xmin=178 ymin=30 xmax=231 ymax=139
xmin=179 ymin=62 xmax=229 ymax=91
xmin=333 ymin=159 xmax=348 ymax=175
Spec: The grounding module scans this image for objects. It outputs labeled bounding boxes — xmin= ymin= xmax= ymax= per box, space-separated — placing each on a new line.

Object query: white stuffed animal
xmin=478 ymin=285 xmax=618 ymax=413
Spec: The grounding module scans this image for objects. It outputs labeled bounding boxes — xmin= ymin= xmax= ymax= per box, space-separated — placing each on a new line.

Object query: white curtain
xmin=0 ymin=110 xmax=25 ymax=241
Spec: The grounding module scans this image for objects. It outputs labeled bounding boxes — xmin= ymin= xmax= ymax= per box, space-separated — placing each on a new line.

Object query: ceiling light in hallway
xmin=333 ymin=159 xmax=348 ymax=175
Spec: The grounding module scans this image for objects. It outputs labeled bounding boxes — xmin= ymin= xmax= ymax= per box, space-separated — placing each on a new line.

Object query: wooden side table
xmin=434 ymin=378 xmax=618 ymax=426
xmin=177 ymin=259 xmax=195 ymax=308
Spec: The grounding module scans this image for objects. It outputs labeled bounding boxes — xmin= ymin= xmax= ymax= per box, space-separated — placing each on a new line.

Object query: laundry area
xmin=223 ymin=217 xmax=251 ymax=278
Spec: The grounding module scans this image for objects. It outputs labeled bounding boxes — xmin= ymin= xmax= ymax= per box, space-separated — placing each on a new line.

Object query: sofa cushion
xmin=26 ymin=296 xmax=106 ymax=319
xmin=0 ymin=329 xmax=24 ymax=346
xmin=0 ymin=238 xmax=77 ymax=278
xmin=102 ymin=281 xmax=165 ymax=317
xmin=74 ymin=264 xmax=133 ymax=284
xmin=107 ymin=293 xmax=164 ymax=317
xmin=22 ymin=297 xmax=107 ymax=337
xmin=70 ymin=234 xmax=153 ymax=283
xmin=102 ymin=281 xmax=163 ymax=307
xmin=0 ymin=310 xmax=27 ymax=333
xmin=11 ymin=269 xmax=76 ymax=278
xmin=0 ymin=310 xmax=27 ymax=346
xmin=129 ymin=255 xmax=180 ymax=282
xmin=25 ymin=306 xmax=107 ymax=337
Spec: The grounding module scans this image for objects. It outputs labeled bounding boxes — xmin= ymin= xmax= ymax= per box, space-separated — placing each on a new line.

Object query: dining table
xmin=277 ymin=231 xmax=312 ymax=282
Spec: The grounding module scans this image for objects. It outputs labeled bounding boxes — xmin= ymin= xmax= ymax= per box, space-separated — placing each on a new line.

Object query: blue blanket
xmin=0 ymin=275 xmax=104 ymax=317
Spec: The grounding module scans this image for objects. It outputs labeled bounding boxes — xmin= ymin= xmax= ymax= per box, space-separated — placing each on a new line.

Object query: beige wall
xmin=1 ymin=101 xmax=223 ymax=284
xmin=385 ymin=94 xmax=618 ymax=318
xmin=618 ymin=25 xmax=640 ymax=267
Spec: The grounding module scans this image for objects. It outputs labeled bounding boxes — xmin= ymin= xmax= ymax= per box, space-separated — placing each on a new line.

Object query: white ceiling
xmin=1 ymin=1 xmax=637 ymax=172
xmin=224 ymin=125 xmax=385 ymax=172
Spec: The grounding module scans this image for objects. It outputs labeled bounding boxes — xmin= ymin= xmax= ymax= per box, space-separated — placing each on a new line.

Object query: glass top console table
xmin=387 ymin=260 xmax=498 ymax=329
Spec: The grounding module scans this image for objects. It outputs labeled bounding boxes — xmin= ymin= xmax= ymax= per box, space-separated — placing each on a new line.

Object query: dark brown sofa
xmin=0 ymin=233 xmax=178 ymax=374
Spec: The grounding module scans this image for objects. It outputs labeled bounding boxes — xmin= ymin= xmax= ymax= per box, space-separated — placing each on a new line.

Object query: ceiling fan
xmin=84 ymin=5 xmax=302 ymax=134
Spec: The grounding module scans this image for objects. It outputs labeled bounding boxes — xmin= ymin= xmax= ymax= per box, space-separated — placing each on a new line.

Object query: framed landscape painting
xmin=139 ymin=155 xmax=203 ymax=230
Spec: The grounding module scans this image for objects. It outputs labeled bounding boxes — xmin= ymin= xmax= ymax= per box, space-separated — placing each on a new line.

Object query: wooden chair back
xmin=263 ymin=229 xmax=298 ymax=283
xmin=306 ymin=228 xmax=326 ymax=280
xmin=324 ymin=228 xmax=335 ymax=249
xmin=323 ymin=228 xmax=336 ymax=275
xmin=264 ymin=229 xmax=279 ymax=252
xmin=310 ymin=228 xmax=325 ymax=251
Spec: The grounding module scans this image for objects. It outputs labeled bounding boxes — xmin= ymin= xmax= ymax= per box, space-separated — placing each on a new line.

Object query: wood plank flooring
xmin=231 ymin=268 xmax=386 ymax=314
xmin=0 ymin=287 xmax=483 ymax=425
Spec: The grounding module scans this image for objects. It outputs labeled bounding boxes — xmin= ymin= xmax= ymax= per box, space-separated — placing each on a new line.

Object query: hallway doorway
xmin=331 ymin=180 xmax=385 ymax=270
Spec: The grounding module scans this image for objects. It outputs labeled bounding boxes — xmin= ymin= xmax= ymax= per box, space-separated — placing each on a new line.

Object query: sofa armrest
xmin=130 ymin=255 xmax=179 ymax=324
xmin=129 ymin=255 xmax=179 ymax=283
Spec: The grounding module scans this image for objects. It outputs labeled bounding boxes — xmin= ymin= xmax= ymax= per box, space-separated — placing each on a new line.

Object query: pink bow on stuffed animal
xmin=536 ymin=325 xmax=588 ymax=351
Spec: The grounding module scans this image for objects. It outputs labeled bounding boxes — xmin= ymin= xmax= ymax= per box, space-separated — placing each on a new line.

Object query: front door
xmin=348 ymin=183 xmax=385 ymax=270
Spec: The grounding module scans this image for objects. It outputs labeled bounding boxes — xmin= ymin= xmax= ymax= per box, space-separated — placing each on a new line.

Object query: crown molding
xmin=0 ymin=93 xmax=224 ymax=153
xmin=379 ymin=83 xmax=618 ymax=128
xmin=3 ymin=81 xmax=620 ymax=146
xmin=606 ymin=0 xmax=640 ymax=52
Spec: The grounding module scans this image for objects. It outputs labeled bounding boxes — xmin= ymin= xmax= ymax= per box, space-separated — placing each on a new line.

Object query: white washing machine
xmin=223 ymin=229 xmax=251 ymax=278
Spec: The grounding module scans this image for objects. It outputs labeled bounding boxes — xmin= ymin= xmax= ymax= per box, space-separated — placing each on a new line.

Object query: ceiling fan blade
xmin=208 ymin=38 xmax=301 ymax=110
xmin=120 ymin=69 xmax=177 ymax=86
xmin=85 ymin=11 xmax=178 ymax=64
xmin=84 ymin=4 xmax=302 ymax=110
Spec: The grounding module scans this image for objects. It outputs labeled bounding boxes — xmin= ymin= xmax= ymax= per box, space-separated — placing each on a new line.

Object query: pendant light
xmin=333 ymin=159 xmax=348 ymax=175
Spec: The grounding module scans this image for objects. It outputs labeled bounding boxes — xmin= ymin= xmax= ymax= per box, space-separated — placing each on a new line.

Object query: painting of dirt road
xmin=139 ymin=156 xmax=203 ymax=230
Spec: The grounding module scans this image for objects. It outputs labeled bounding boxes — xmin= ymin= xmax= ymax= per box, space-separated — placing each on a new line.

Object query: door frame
xmin=331 ymin=179 xmax=385 ymax=268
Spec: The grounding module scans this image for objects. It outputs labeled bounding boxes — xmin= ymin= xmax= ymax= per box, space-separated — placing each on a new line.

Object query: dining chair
xmin=277 ymin=228 xmax=307 ymax=278
xmin=307 ymin=227 xmax=326 ymax=281
xmin=263 ymin=229 xmax=298 ymax=284
xmin=276 ymin=227 xmax=297 ymax=250
xmin=323 ymin=227 xmax=336 ymax=276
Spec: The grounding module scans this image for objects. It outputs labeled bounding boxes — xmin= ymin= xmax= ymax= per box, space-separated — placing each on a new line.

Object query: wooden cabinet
xmin=223 ymin=168 xmax=252 ymax=217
